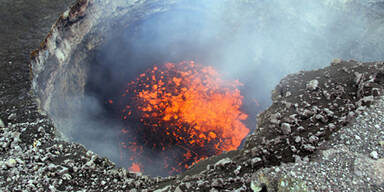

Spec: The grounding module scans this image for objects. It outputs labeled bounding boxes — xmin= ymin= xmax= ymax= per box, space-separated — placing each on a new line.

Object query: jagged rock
xmin=250 ymin=174 xmax=269 ymax=192
xmin=323 ymin=90 xmax=331 ymax=100
xmin=354 ymin=72 xmax=363 ymax=84
xmin=370 ymin=151 xmax=379 ymax=160
xmin=62 ymin=174 xmax=72 ymax=180
xmin=250 ymin=181 xmax=264 ymax=192
xmin=281 ymin=123 xmax=291 ymax=135
xmin=174 ymin=186 xmax=183 ymax=192
xmin=37 ymin=126 xmax=44 ymax=133
xmin=297 ymin=126 xmax=305 ymax=131
xmin=234 ymin=165 xmax=242 ymax=175
xmin=323 ymin=108 xmax=334 ymax=117
xmin=328 ymin=123 xmax=336 ymax=131
xmin=315 ymin=114 xmax=327 ymax=123
xmin=0 ymin=119 xmax=4 ymax=128
xmin=302 ymin=109 xmax=313 ymax=117
xmin=285 ymin=91 xmax=292 ymax=97
xmin=308 ymin=136 xmax=319 ymax=144
xmin=294 ymin=136 xmax=301 ymax=143
xmin=290 ymin=146 xmax=297 ymax=153
xmin=306 ymin=80 xmax=319 ymax=91
xmin=251 ymin=157 xmax=262 ymax=167
xmin=5 ymin=159 xmax=17 ymax=168
xmin=7 ymin=113 xmax=16 ymax=121
xmin=357 ymin=96 xmax=375 ymax=107
xmin=302 ymin=144 xmax=316 ymax=152
xmin=270 ymin=113 xmax=281 ymax=124
xmin=214 ymin=158 xmax=233 ymax=168
xmin=211 ymin=178 xmax=223 ymax=188
xmin=372 ymin=88 xmax=380 ymax=96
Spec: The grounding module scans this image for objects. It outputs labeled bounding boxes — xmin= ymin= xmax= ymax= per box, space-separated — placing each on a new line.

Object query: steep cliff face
xmin=1 ymin=0 xmax=384 ymax=191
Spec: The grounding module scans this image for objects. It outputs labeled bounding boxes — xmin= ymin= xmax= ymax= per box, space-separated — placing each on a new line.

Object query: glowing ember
xmin=129 ymin=163 xmax=141 ymax=173
xmin=119 ymin=61 xmax=249 ymax=175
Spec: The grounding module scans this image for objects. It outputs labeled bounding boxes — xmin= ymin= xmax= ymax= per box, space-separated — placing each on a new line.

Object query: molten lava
xmin=129 ymin=163 xmax=141 ymax=173
xmin=118 ymin=61 xmax=249 ymax=175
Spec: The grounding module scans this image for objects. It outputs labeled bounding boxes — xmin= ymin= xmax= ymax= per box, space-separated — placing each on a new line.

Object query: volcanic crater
xmin=12 ymin=0 xmax=384 ymax=191
xmin=32 ymin=0 xmax=267 ymax=176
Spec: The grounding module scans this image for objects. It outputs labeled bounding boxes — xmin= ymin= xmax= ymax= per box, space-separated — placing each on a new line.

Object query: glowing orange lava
xmin=119 ymin=61 xmax=249 ymax=175
xmin=129 ymin=163 xmax=141 ymax=173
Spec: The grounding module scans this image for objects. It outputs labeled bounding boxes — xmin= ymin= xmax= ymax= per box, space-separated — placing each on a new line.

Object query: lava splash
xmin=119 ymin=61 xmax=249 ymax=175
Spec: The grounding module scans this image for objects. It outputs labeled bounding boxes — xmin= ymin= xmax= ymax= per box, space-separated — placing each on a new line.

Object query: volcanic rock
xmin=281 ymin=123 xmax=292 ymax=135
xmin=370 ymin=151 xmax=379 ymax=160
xmin=269 ymin=113 xmax=281 ymax=124
xmin=174 ymin=186 xmax=183 ymax=192
xmin=214 ymin=158 xmax=233 ymax=169
xmin=294 ymin=136 xmax=301 ymax=143
xmin=306 ymin=79 xmax=319 ymax=91
xmin=251 ymin=157 xmax=262 ymax=167
xmin=323 ymin=108 xmax=334 ymax=117
xmin=302 ymin=144 xmax=316 ymax=152
xmin=5 ymin=158 xmax=17 ymax=168
xmin=7 ymin=113 xmax=16 ymax=121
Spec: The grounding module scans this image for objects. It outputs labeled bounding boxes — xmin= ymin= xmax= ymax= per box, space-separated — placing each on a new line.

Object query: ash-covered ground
xmin=1 ymin=0 xmax=384 ymax=191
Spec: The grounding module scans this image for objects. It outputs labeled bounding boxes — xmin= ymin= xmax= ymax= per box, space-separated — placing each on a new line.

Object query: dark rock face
xmin=1 ymin=0 xmax=384 ymax=191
